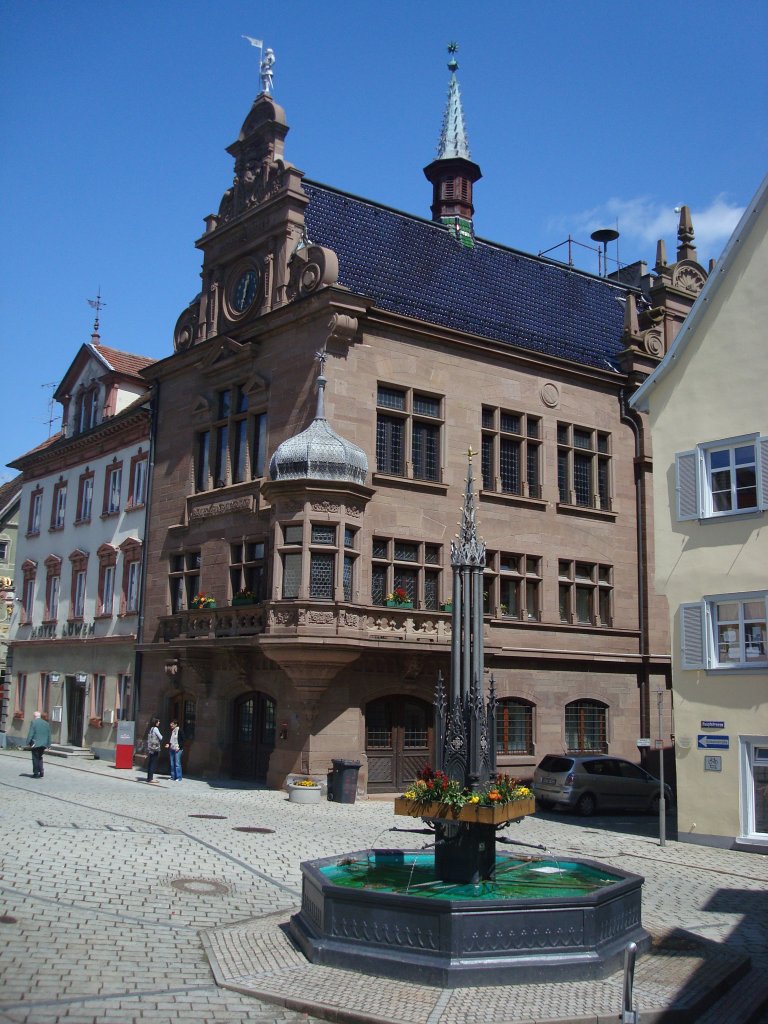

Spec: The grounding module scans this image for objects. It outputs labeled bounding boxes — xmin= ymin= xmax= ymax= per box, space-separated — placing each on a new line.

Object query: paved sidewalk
xmin=1 ymin=749 xmax=767 ymax=1024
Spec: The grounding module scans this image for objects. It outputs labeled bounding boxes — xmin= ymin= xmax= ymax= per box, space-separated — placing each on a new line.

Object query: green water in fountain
xmin=322 ymin=853 xmax=622 ymax=900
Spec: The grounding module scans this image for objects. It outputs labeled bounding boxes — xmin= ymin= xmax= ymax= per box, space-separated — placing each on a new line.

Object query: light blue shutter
xmin=675 ymin=450 xmax=699 ymax=520
xmin=759 ymin=436 xmax=768 ymax=511
xmin=680 ymin=602 xmax=706 ymax=669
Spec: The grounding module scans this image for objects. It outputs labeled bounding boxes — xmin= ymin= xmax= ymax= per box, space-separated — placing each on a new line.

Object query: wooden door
xmin=366 ymin=695 xmax=432 ymax=792
xmin=232 ymin=691 xmax=276 ymax=781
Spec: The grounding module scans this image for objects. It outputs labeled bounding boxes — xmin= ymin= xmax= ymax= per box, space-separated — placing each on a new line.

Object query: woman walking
xmin=145 ymin=717 xmax=162 ymax=784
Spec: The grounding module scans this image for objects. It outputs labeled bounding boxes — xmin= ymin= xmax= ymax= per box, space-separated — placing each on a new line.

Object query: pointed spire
xmin=436 ymin=43 xmax=472 ymax=161
xmin=451 ymin=448 xmax=486 ymax=568
xmin=676 ymin=204 xmax=697 ymax=262
xmin=423 ymin=43 xmax=482 ymax=236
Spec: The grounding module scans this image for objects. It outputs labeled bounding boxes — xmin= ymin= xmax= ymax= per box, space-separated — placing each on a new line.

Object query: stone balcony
xmin=154 ymin=601 xmax=452 ymax=646
xmin=152 ymin=602 xmax=643 ymax=661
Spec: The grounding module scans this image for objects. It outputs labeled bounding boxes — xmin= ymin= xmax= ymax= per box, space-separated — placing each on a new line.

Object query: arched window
xmin=495 ymin=698 xmax=534 ymax=756
xmin=565 ymin=699 xmax=608 ymax=754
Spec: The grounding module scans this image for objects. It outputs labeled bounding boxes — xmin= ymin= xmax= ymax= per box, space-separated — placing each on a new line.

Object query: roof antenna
xmin=41 ymin=381 xmax=60 ymax=437
xmin=86 ymin=289 xmax=106 ymax=341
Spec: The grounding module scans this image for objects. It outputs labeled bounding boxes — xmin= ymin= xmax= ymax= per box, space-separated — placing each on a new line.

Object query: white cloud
xmin=549 ymin=194 xmax=745 ymax=267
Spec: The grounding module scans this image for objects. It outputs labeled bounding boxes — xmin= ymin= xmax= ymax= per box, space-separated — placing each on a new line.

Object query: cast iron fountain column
xmin=433 ymin=451 xmax=498 ymax=883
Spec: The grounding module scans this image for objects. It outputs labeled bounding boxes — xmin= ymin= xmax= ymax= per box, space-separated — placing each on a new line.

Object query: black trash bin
xmin=327 ymin=758 xmax=361 ymax=803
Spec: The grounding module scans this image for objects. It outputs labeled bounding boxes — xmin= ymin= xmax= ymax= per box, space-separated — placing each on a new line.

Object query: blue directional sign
xmin=698 ymin=735 xmax=729 ymax=750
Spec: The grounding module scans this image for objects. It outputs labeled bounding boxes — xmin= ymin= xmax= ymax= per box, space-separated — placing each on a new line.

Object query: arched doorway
xmin=169 ymin=692 xmax=197 ymax=774
xmin=365 ymin=695 xmax=433 ymax=792
xmin=233 ymin=691 xmax=276 ymax=781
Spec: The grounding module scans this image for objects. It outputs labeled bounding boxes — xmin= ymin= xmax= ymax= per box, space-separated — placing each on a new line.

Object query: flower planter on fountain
xmin=394 ymin=795 xmax=535 ymax=825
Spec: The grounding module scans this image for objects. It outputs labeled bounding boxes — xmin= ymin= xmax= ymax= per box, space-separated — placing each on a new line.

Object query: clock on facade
xmin=231 ymin=267 xmax=260 ymax=313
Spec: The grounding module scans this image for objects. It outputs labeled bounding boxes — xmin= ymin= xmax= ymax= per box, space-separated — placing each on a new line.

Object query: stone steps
xmin=46 ymin=744 xmax=96 ymax=759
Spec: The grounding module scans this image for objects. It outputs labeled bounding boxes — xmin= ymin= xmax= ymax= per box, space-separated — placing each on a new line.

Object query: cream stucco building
xmin=631 ymin=175 xmax=768 ymax=851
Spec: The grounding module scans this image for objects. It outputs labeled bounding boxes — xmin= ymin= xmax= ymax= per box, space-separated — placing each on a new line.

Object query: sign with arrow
xmin=698 ymin=735 xmax=729 ymax=750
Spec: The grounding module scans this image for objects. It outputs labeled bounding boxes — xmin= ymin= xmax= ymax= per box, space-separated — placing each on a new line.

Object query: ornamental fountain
xmin=289 ymin=454 xmax=650 ymax=986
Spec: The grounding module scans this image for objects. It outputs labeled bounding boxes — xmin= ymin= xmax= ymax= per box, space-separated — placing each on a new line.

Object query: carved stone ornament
xmin=327 ymin=312 xmax=358 ymax=344
xmin=643 ymin=330 xmax=664 ymax=358
xmin=218 ymin=159 xmax=287 ymax=224
xmin=174 ymin=303 xmax=200 ymax=353
xmin=189 ymin=497 xmax=253 ymax=521
xmin=345 ymin=504 xmax=362 ymax=518
xmin=672 ymin=263 xmax=706 ymax=295
xmin=311 ymin=501 xmax=340 ymax=514
xmin=540 ymin=382 xmax=560 ymax=408
xmin=268 ymin=608 xmax=296 ymax=626
xmin=307 ymin=611 xmax=335 ymax=624
xmin=287 ymin=245 xmax=339 ymax=301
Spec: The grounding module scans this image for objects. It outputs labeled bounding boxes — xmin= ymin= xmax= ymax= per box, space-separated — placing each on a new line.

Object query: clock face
xmin=231 ymin=268 xmax=259 ymax=313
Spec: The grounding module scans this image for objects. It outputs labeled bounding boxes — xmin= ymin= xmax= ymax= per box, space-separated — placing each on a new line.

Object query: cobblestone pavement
xmin=0 ymin=749 xmax=766 ymax=1024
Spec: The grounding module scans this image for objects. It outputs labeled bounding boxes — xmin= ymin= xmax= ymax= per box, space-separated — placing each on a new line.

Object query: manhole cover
xmin=188 ymin=814 xmax=227 ymax=819
xmin=0 ymin=915 xmax=18 ymax=924
xmin=170 ymin=877 xmax=229 ymax=895
xmin=233 ymin=826 xmax=275 ymax=834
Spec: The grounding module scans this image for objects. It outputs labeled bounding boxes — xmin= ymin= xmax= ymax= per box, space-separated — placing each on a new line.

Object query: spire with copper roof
xmin=423 ymin=43 xmax=482 ymax=245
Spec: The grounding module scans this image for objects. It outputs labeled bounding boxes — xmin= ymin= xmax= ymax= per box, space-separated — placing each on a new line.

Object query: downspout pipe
xmin=131 ymin=379 xmax=160 ymax=728
xmin=620 ymin=386 xmax=651 ymax=759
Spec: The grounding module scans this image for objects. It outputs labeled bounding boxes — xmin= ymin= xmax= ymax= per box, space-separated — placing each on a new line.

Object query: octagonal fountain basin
xmin=289 ymin=848 xmax=650 ymax=987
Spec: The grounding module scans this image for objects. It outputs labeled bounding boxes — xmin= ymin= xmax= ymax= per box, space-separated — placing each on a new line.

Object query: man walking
xmin=26 ymin=711 xmax=52 ymax=778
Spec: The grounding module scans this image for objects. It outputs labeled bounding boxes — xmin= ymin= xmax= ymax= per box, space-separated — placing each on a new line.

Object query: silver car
xmin=532 ymin=754 xmax=673 ymax=816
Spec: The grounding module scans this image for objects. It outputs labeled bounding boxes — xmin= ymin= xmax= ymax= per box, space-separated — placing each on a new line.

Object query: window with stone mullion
xmin=376 ymin=415 xmax=404 ymax=476
xmin=412 ymin=421 xmax=439 ymax=481
xmin=499 ymin=437 xmax=521 ymax=494
xmin=393 ymin=569 xmax=417 ymax=603
xmin=310 ymin=552 xmax=335 ymax=600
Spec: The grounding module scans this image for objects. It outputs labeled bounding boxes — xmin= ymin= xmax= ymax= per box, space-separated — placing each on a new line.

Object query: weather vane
xmin=242 ymin=35 xmax=275 ymax=94
xmin=86 ymin=289 xmax=106 ymax=333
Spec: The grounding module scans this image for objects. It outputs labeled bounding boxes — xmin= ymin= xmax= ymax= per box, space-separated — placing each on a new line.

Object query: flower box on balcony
xmin=441 ymin=602 xmax=452 ymax=612
xmin=232 ymin=596 xmax=257 ymax=606
xmin=385 ymin=600 xmax=413 ymax=609
xmin=394 ymin=795 xmax=535 ymax=825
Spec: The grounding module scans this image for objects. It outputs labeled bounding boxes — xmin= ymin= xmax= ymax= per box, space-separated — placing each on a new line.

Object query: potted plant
xmin=287 ymin=777 xmax=323 ymax=804
xmin=190 ymin=592 xmax=216 ymax=610
xmin=441 ymin=601 xmax=453 ymax=612
xmin=232 ymin=589 xmax=257 ymax=606
xmin=385 ymin=587 xmax=413 ymax=609
xmin=394 ymin=764 xmax=535 ymax=825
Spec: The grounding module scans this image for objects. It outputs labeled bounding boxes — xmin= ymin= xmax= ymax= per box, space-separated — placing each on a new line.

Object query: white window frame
xmin=125 ymin=560 xmax=141 ymax=613
xmin=738 ymin=737 xmax=768 ymax=843
xmin=676 ymin=433 xmax=768 ymax=521
xmin=73 ymin=569 xmax=87 ymax=618
xmin=680 ymin=591 xmax=768 ymax=670
xmin=101 ymin=564 xmax=115 ymax=615
xmin=106 ymin=466 xmax=122 ymax=514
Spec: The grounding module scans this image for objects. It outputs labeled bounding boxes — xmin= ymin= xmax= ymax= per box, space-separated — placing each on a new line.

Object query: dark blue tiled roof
xmin=303 ymin=182 xmax=627 ymax=371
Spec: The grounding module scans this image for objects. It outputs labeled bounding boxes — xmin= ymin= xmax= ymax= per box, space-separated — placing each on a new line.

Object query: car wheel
xmin=576 ymin=793 xmax=596 ymax=817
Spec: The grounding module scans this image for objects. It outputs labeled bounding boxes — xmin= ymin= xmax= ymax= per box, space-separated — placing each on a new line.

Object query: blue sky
xmin=2 ymin=0 xmax=766 ymax=478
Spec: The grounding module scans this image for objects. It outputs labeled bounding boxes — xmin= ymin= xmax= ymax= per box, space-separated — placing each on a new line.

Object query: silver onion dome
xmin=269 ymin=370 xmax=368 ymax=485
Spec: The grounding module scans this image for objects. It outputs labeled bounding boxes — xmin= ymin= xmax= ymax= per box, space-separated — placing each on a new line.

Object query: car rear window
xmin=538 ymin=756 xmax=574 ymax=773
